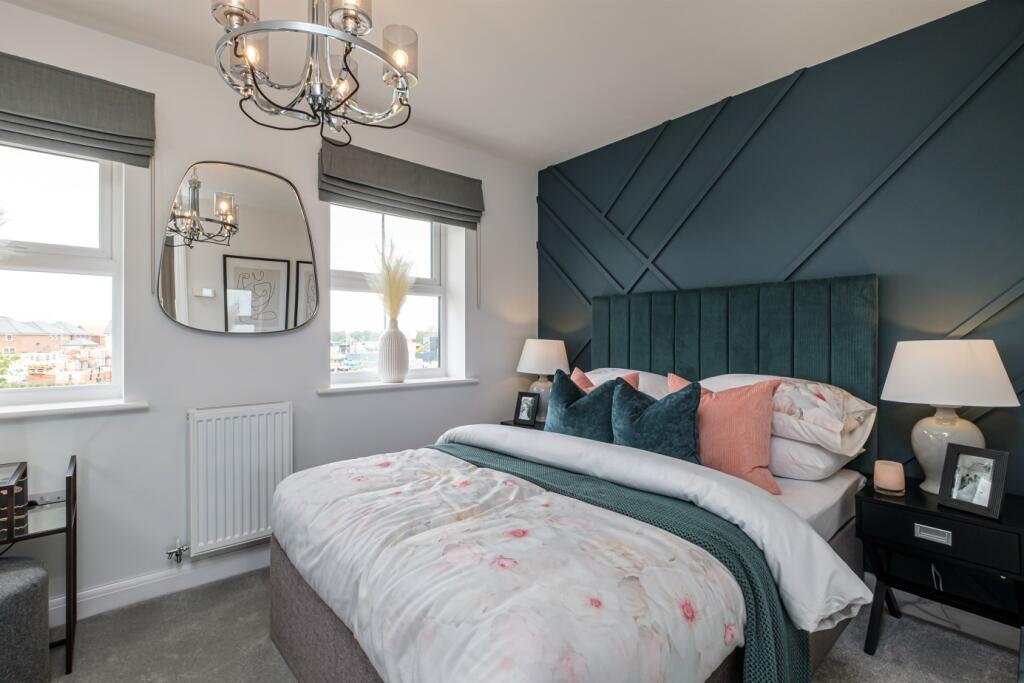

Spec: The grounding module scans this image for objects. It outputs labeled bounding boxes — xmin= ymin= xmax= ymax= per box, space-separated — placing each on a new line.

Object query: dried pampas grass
xmin=367 ymin=243 xmax=414 ymax=321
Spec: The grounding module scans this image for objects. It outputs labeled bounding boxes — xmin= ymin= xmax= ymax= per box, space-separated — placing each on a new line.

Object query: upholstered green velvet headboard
xmin=591 ymin=274 xmax=879 ymax=462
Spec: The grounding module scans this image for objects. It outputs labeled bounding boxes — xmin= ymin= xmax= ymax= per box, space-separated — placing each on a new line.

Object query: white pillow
xmin=770 ymin=437 xmax=860 ymax=481
xmin=699 ymin=374 xmax=877 ymax=458
xmin=585 ymin=368 xmax=670 ymax=400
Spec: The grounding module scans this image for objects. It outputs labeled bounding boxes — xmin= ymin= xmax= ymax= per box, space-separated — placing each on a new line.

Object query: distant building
xmin=0 ymin=317 xmax=111 ymax=387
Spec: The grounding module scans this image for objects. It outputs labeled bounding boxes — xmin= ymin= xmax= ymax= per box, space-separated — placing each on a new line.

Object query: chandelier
xmin=167 ymin=170 xmax=239 ymax=248
xmin=210 ymin=0 xmax=418 ymax=146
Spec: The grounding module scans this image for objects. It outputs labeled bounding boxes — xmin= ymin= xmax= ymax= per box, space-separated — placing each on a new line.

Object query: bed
xmin=270 ymin=274 xmax=879 ymax=682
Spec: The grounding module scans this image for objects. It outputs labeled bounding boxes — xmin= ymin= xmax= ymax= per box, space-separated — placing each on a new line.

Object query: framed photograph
xmin=223 ymin=255 xmax=290 ymax=333
xmin=938 ymin=443 xmax=1009 ymax=519
xmin=514 ymin=392 xmax=540 ymax=427
xmin=294 ymin=261 xmax=317 ymax=327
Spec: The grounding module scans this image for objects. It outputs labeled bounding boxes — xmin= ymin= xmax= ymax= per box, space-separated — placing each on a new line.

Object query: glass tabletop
xmin=0 ymin=502 xmax=67 ymax=542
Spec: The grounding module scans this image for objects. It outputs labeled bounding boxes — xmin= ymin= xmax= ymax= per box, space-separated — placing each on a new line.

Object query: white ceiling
xmin=6 ymin=0 xmax=978 ymax=168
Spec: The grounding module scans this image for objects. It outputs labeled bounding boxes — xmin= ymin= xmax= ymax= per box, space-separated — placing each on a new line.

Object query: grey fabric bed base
xmin=269 ymin=517 xmax=861 ymax=683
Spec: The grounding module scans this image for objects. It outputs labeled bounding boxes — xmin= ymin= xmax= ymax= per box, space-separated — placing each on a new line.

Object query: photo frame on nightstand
xmin=514 ymin=392 xmax=540 ymax=427
xmin=938 ymin=443 xmax=1009 ymax=519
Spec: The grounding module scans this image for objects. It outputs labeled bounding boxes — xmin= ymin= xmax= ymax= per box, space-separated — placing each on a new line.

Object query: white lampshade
xmin=517 ymin=339 xmax=569 ymax=376
xmin=881 ymin=340 xmax=1019 ymax=408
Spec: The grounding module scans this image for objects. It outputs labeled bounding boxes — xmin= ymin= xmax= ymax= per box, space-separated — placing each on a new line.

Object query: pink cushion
xmin=571 ymin=368 xmax=639 ymax=394
xmin=668 ymin=374 xmax=782 ymax=494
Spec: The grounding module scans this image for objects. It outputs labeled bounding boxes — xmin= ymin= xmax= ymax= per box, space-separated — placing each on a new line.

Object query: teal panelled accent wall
xmin=537 ymin=0 xmax=1024 ymax=491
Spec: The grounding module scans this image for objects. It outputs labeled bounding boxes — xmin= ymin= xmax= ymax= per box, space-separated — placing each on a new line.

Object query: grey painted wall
xmin=537 ymin=0 xmax=1024 ymax=491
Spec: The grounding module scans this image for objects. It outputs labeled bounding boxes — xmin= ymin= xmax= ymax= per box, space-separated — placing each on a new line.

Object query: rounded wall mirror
xmin=158 ymin=162 xmax=318 ymax=333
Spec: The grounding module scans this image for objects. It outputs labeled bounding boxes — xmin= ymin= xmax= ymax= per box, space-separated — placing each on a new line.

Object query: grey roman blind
xmin=319 ymin=143 xmax=484 ymax=228
xmin=0 ymin=52 xmax=155 ymax=167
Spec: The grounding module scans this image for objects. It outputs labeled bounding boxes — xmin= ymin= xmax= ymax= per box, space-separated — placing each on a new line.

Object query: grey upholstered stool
xmin=0 ymin=557 xmax=50 ymax=683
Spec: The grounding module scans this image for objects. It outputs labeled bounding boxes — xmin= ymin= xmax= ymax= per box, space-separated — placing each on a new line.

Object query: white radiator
xmin=187 ymin=402 xmax=293 ymax=558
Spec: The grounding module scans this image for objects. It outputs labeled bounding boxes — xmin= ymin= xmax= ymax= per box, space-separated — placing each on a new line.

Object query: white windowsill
xmin=318 ymin=377 xmax=478 ymax=396
xmin=0 ymin=399 xmax=150 ymax=421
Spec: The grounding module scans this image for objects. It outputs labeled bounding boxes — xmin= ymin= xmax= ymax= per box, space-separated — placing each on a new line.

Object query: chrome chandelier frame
xmin=212 ymin=0 xmax=416 ymax=147
xmin=166 ymin=171 xmax=239 ymax=249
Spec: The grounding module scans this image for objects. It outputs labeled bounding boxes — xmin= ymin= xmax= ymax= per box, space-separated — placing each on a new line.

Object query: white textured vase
xmin=378 ymin=319 xmax=409 ymax=383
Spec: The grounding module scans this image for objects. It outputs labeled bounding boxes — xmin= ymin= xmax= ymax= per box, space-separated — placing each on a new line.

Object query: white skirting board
xmin=48 ymin=543 xmax=269 ymax=627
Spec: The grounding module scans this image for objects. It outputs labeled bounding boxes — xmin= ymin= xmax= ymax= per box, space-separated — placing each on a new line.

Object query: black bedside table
xmin=499 ymin=420 xmax=545 ymax=430
xmin=857 ymin=482 xmax=1024 ymax=679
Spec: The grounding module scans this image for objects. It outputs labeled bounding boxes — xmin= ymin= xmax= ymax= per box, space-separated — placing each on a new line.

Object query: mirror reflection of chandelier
xmin=210 ymin=0 xmax=418 ymax=147
xmin=166 ymin=169 xmax=239 ymax=248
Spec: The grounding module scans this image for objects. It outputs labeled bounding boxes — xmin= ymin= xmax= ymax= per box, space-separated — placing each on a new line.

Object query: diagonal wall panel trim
xmin=633 ymin=69 xmax=806 ymax=289
xmin=538 ymin=242 xmax=592 ymax=310
xmin=549 ymin=167 xmax=677 ymax=289
xmin=625 ymin=99 xmax=729 ymax=238
xmin=604 ymin=121 xmax=670 ymax=219
xmin=569 ymin=339 xmax=591 ymax=368
xmin=947 ymin=276 xmax=1024 ymax=339
xmin=538 ymin=198 xmax=627 ymax=292
xmin=779 ymin=30 xmax=1024 ymax=281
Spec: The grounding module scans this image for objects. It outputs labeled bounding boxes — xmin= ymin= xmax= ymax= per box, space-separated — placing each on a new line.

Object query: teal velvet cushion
xmin=611 ymin=380 xmax=701 ymax=463
xmin=543 ymin=369 xmax=616 ymax=443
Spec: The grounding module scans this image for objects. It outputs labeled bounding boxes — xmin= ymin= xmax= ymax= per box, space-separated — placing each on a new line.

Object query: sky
xmin=329 ymin=205 xmax=438 ymax=335
xmin=0 ymin=145 xmax=111 ymax=328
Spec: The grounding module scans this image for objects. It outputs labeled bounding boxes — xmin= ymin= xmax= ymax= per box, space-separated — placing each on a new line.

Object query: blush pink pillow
xmin=668 ymin=374 xmax=782 ymax=495
xmin=571 ymin=368 xmax=639 ymax=394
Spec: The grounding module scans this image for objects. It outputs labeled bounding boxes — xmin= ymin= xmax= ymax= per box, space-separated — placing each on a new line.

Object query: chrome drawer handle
xmin=914 ymin=523 xmax=952 ymax=546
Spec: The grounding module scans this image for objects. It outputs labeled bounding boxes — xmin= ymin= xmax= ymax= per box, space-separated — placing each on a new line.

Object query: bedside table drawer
xmin=861 ymin=505 xmax=1021 ymax=575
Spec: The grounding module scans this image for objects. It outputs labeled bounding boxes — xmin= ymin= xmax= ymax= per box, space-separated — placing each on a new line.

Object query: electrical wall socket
xmin=28 ymin=491 xmax=66 ymax=506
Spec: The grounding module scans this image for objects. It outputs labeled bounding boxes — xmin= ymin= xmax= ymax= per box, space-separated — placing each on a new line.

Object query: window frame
xmin=329 ymin=206 xmax=446 ymax=384
xmin=0 ymin=143 xmax=124 ymax=406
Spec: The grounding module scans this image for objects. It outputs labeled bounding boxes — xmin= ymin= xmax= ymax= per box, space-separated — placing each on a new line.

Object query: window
xmin=330 ymin=205 xmax=449 ymax=383
xmin=0 ymin=143 xmax=123 ymax=404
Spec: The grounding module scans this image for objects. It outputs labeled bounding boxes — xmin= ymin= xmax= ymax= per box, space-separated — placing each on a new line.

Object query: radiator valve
xmin=166 ymin=538 xmax=190 ymax=564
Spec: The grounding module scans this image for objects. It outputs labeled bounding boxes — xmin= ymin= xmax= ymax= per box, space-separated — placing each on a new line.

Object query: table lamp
xmin=516 ymin=339 xmax=569 ymax=422
xmin=881 ymin=339 xmax=1019 ymax=494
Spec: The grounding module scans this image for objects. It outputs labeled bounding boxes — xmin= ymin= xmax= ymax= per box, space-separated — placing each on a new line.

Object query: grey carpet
xmin=49 ymin=569 xmax=1017 ymax=682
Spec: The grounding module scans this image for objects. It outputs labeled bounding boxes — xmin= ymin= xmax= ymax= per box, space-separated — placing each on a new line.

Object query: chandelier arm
xmin=238 ymin=97 xmax=322 ymax=132
xmin=247 ymin=63 xmax=321 ymax=122
xmin=343 ymin=101 xmax=413 ymax=130
xmin=326 ymin=46 xmax=361 ymax=114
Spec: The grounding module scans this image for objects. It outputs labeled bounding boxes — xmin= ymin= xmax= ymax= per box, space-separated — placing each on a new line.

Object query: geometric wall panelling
xmin=537 ymin=0 xmax=1024 ymax=491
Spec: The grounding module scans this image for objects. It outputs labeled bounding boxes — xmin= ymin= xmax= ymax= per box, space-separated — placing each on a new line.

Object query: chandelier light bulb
xmin=392 ymin=49 xmax=408 ymax=69
xmin=245 ymin=45 xmax=259 ymax=64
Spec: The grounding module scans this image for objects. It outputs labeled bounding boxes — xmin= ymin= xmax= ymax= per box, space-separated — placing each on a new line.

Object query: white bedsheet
xmin=776 ymin=470 xmax=865 ymax=540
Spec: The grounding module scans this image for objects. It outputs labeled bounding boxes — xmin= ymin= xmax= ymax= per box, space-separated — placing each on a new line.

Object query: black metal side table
xmin=4 ymin=456 xmax=78 ymax=674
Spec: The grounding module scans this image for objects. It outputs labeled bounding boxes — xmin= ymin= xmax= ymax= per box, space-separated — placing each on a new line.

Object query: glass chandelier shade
xmin=211 ymin=0 xmax=418 ymax=147
xmin=328 ymin=0 xmax=372 ymax=36
xmin=211 ymin=0 xmax=260 ymax=29
xmin=167 ymin=171 xmax=240 ymax=249
xmin=382 ymin=24 xmax=418 ymax=85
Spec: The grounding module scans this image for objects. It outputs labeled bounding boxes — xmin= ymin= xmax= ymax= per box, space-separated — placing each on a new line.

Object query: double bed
xmin=270 ymin=275 xmax=879 ymax=682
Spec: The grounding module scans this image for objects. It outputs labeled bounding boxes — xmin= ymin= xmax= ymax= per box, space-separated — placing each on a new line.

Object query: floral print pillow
xmin=771 ymin=380 xmax=876 ymax=457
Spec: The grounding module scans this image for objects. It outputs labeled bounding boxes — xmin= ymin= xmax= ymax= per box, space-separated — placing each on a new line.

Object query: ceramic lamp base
xmin=529 ymin=376 xmax=553 ymax=422
xmin=912 ymin=407 xmax=984 ymax=495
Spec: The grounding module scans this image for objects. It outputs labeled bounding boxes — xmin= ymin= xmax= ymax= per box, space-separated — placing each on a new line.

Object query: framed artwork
xmin=938 ymin=443 xmax=1009 ymax=519
xmin=514 ymin=392 xmax=540 ymax=427
xmin=223 ymin=255 xmax=290 ymax=333
xmin=294 ymin=261 xmax=317 ymax=327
